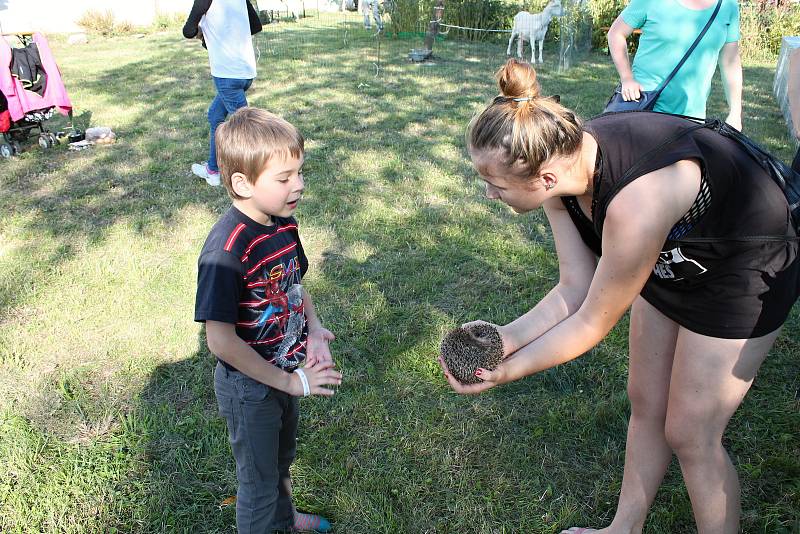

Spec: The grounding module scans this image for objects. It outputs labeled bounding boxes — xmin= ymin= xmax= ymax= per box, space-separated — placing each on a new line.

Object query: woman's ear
xmin=230 ymin=172 xmax=253 ymax=198
xmin=541 ymin=172 xmax=558 ymax=191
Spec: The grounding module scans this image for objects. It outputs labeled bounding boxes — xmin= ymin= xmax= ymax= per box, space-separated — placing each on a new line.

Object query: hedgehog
xmin=440 ymin=323 xmax=504 ymax=385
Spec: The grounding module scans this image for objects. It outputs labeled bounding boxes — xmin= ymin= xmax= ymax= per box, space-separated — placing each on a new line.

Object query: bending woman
xmin=440 ymin=58 xmax=799 ymax=534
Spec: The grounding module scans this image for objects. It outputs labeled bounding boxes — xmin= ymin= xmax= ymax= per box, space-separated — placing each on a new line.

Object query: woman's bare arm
xmin=499 ymin=198 xmax=598 ymax=354
xmin=608 ymin=16 xmax=642 ymax=102
xmin=445 ymin=160 xmax=701 ymax=394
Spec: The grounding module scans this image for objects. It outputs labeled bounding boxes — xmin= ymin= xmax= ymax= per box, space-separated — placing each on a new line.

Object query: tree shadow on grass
xmin=128 ymin=334 xmax=235 ymax=533
xmin=2 ymin=24 xmax=798 ymax=533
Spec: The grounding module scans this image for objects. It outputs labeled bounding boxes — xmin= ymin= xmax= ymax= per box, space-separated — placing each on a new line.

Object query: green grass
xmin=1 ymin=15 xmax=798 ymax=533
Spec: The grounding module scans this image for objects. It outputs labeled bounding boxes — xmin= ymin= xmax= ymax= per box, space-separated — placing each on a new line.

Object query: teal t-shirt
xmin=621 ymin=0 xmax=739 ymax=118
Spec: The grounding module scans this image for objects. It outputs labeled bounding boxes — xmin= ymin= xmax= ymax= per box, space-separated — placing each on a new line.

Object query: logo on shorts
xmin=653 ymin=247 xmax=707 ymax=281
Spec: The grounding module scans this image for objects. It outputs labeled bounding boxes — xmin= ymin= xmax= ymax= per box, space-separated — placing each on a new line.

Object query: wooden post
xmin=423 ymin=0 xmax=445 ymax=53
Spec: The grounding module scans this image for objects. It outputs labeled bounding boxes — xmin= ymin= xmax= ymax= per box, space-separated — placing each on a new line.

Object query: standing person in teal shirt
xmin=607 ymin=0 xmax=743 ymax=129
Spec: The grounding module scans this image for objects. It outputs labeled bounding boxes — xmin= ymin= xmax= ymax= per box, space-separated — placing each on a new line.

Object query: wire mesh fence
xmin=252 ymin=1 xmax=593 ymax=87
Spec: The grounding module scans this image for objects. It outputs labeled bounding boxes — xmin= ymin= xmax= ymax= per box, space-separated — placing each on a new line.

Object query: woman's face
xmin=470 ymin=148 xmax=547 ymax=214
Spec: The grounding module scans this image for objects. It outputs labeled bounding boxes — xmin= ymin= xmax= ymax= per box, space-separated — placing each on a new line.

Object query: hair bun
xmin=496 ymin=58 xmax=540 ymax=101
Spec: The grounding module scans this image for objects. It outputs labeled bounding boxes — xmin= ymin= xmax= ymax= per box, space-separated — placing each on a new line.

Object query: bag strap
xmin=593 ymin=121 xmax=706 ymax=236
xmin=594 ymin=113 xmax=800 ymax=239
xmin=651 ymin=0 xmax=723 ymax=99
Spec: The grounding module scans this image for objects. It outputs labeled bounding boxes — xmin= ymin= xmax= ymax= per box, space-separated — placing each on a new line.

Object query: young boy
xmin=194 ymin=107 xmax=342 ymax=533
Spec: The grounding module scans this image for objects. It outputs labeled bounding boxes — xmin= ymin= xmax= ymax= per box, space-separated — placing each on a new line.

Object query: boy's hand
xmin=305 ymin=327 xmax=335 ymax=367
xmin=290 ymin=359 xmax=342 ymax=397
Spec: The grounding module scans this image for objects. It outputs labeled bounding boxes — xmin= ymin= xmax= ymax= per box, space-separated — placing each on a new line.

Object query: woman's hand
xmin=725 ymin=111 xmax=742 ymax=132
xmin=620 ymin=77 xmax=643 ymax=102
xmin=305 ymin=327 xmax=335 ymax=367
xmin=437 ymin=355 xmax=509 ymax=395
xmin=290 ymin=359 xmax=342 ymax=397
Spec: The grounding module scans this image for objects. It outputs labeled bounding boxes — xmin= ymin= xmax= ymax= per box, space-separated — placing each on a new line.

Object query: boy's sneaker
xmin=292 ymin=511 xmax=332 ymax=533
xmin=191 ymin=162 xmax=221 ymax=186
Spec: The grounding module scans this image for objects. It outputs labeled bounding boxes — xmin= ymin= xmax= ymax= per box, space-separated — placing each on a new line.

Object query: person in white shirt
xmin=183 ymin=0 xmax=262 ymax=186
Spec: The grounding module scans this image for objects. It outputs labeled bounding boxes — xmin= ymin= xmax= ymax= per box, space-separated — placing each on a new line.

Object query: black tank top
xmin=561 ymin=112 xmax=799 ymax=339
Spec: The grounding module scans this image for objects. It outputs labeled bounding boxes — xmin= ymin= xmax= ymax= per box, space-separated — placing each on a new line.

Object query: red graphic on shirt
xmin=264 ymin=264 xmax=290 ymax=330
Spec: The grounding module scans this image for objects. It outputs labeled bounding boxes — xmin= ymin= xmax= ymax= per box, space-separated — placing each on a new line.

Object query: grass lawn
xmin=0 ymin=13 xmax=798 ymax=533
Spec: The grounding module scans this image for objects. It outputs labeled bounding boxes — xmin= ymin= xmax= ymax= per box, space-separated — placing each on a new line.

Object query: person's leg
xmin=372 ymin=0 xmax=383 ymax=30
xmin=215 ymin=365 xmax=284 ymax=534
xmin=608 ymin=298 xmax=680 ymax=533
xmin=274 ymin=393 xmax=332 ymax=532
xmin=362 ymin=1 xmax=371 ymax=28
xmin=271 ymin=392 xmax=298 ymax=530
xmin=561 ymin=297 xmax=679 ymax=534
xmin=192 ymin=85 xmax=227 ymax=184
xmin=206 ymin=81 xmax=228 ymax=174
xmin=664 ymin=328 xmax=779 ymax=534
xmin=208 ymin=77 xmax=252 ymax=172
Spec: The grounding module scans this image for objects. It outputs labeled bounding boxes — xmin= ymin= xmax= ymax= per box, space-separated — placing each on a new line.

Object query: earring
xmin=545 ymin=183 xmax=554 ymax=191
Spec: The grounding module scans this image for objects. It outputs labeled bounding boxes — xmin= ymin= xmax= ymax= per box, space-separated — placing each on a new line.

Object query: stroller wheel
xmin=0 ymin=142 xmax=13 ymax=158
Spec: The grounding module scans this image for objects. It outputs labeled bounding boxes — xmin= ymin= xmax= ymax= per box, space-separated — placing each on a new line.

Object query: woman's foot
xmin=560 ymin=529 xmax=598 ymax=534
xmin=293 ymin=511 xmax=332 ymax=533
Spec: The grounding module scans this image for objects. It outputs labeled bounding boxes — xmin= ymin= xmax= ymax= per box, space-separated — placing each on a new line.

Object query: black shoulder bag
xmin=604 ymin=0 xmax=723 ymax=113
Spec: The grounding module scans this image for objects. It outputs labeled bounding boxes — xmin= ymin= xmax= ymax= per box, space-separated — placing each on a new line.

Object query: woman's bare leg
xmin=562 ymin=298 xmax=679 ymax=534
xmin=664 ymin=328 xmax=779 ymax=534
xmin=606 ymin=298 xmax=679 ymax=534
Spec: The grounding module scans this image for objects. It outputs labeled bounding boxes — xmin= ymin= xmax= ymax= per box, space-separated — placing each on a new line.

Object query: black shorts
xmin=640 ymin=239 xmax=800 ymax=339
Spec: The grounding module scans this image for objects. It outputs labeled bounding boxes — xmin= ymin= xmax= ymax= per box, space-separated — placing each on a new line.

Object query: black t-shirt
xmin=195 ymin=206 xmax=309 ymax=370
xmin=562 ymin=112 xmax=799 ymax=339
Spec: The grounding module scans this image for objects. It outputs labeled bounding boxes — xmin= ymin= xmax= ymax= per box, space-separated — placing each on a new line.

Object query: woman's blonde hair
xmin=467 ymin=58 xmax=583 ymax=184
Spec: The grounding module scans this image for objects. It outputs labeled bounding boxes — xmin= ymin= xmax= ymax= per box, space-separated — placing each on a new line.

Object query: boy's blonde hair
xmin=215 ymin=107 xmax=305 ymax=200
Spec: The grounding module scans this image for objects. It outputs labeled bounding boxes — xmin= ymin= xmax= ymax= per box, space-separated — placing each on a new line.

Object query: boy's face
xmin=239 ymin=153 xmax=305 ymax=222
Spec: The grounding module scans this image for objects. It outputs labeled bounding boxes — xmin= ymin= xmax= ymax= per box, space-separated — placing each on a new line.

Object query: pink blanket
xmin=0 ymin=33 xmax=72 ymax=122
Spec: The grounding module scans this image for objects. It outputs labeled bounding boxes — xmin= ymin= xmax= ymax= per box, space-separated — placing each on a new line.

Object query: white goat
xmin=506 ymin=0 xmax=564 ymax=64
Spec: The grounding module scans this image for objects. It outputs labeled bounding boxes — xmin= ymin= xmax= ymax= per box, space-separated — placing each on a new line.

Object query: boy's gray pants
xmin=214 ymin=362 xmax=298 ymax=534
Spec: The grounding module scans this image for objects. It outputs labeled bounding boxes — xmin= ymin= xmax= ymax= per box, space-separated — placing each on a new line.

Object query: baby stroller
xmin=0 ymin=32 xmax=73 ymax=158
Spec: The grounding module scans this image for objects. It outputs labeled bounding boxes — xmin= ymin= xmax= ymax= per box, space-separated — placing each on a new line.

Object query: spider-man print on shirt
xmin=239 ymin=253 xmax=307 ymax=369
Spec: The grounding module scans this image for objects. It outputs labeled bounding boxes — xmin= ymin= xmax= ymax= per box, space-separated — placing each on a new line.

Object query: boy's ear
xmin=230 ymin=172 xmax=253 ymax=198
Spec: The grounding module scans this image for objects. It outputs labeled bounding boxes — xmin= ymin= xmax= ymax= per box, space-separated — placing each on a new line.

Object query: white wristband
xmin=294 ymin=369 xmax=310 ymax=397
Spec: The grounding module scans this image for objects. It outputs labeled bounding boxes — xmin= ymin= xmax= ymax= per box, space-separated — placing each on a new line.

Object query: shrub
xmin=152 ymin=11 xmax=185 ymax=31
xmin=77 ymin=9 xmax=140 ymax=36
xmin=740 ymin=1 xmax=800 ymax=61
xmin=77 ymin=9 xmax=117 ymax=36
xmin=439 ymin=0 xmax=518 ymax=42
xmin=388 ymin=0 xmax=427 ymax=34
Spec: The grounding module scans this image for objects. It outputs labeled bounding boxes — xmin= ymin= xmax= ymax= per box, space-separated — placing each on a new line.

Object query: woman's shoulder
xmin=586 ymin=112 xmax=694 ymax=145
